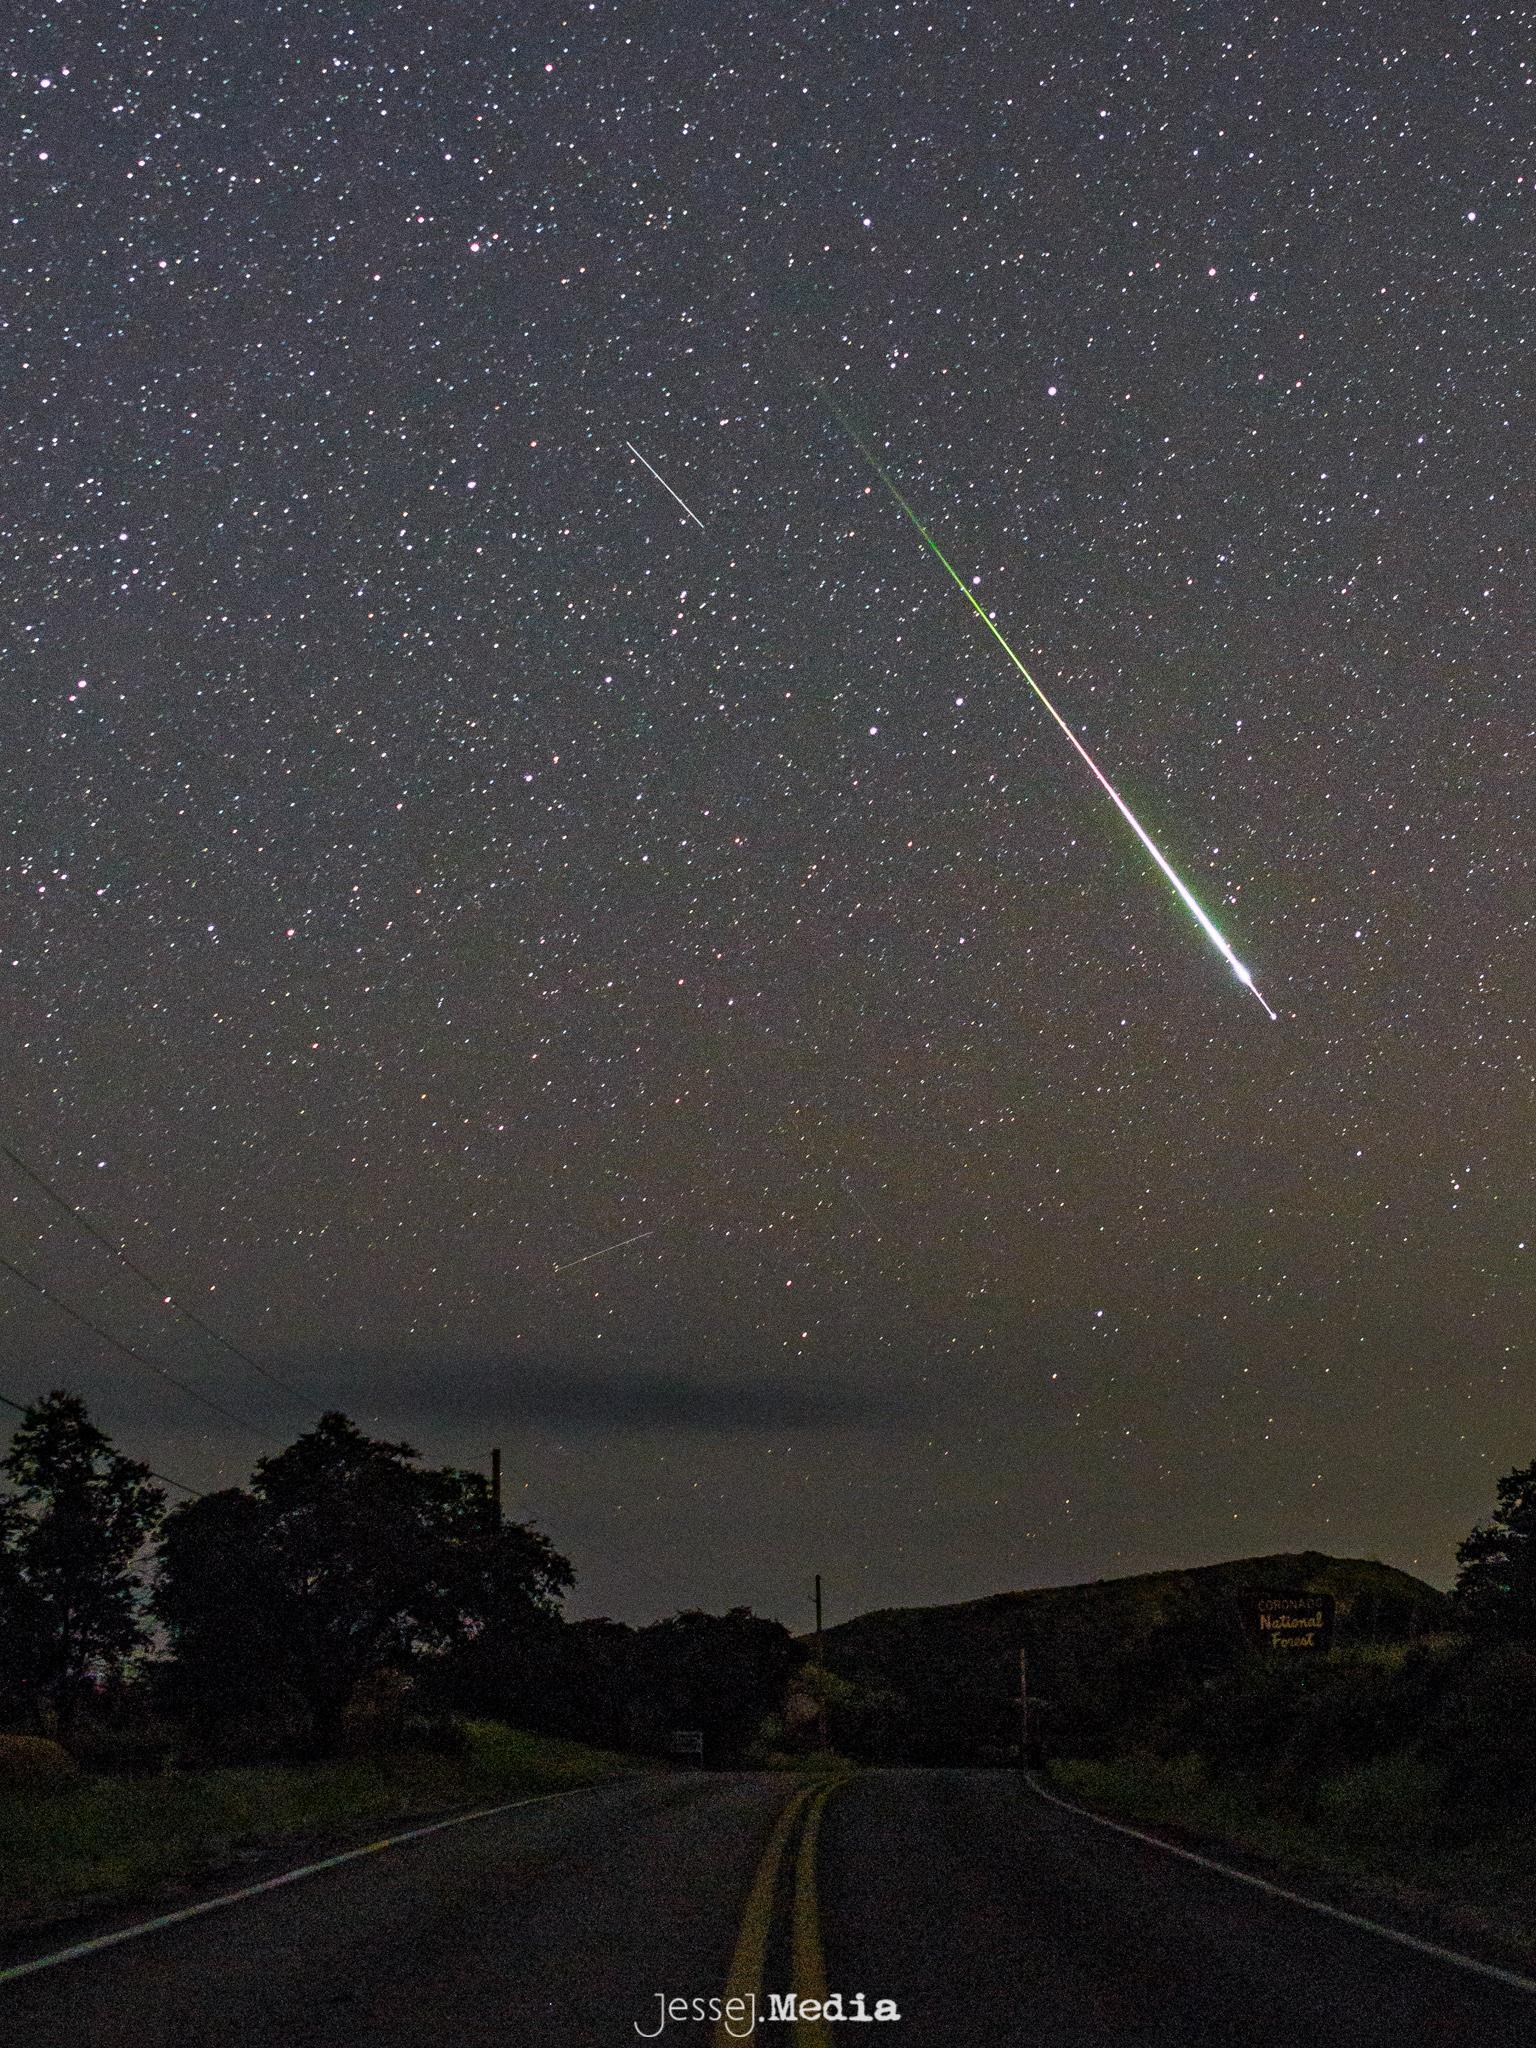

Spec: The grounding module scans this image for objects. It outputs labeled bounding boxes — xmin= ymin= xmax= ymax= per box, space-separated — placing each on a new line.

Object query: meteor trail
xmin=841 ymin=1176 xmax=888 ymax=1239
xmin=814 ymin=388 xmax=1278 ymax=1021
xmin=624 ymin=441 xmax=705 ymax=529
xmin=551 ymin=1227 xmax=658 ymax=1274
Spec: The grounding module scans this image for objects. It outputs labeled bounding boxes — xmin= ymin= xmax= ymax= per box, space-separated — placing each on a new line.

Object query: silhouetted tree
xmin=440 ymin=1613 xmax=636 ymax=1747
xmin=565 ymin=1617 xmax=643 ymax=1749
xmin=1454 ymin=1459 xmax=1536 ymax=1640
xmin=629 ymin=1608 xmax=800 ymax=1761
xmin=155 ymin=1487 xmax=295 ymax=1749
xmin=0 ymin=1391 xmax=165 ymax=1733
xmin=157 ymin=1413 xmax=572 ymax=1752
xmin=0 ymin=1495 xmax=44 ymax=1727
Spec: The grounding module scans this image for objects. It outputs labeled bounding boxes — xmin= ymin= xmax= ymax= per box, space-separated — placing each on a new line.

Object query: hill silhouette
xmin=813 ymin=1551 xmax=1447 ymax=1763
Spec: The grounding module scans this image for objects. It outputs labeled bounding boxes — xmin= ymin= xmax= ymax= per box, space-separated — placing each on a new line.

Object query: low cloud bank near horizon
xmin=274 ymin=1351 xmax=930 ymax=1441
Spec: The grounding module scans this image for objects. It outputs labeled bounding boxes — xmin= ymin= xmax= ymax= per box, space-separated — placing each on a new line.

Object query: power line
xmin=2 ymin=1145 xmax=323 ymax=1420
xmin=0 ymin=1252 xmax=267 ymax=1441
xmin=0 ymin=1388 xmax=203 ymax=1499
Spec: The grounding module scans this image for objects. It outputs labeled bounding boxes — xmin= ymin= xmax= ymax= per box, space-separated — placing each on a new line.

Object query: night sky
xmin=5 ymin=3 xmax=1531 ymax=1625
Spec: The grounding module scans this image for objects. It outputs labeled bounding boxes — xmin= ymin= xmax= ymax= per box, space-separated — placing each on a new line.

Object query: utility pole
xmin=814 ymin=1573 xmax=828 ymax=1752
xmin=490 ymin=1446 xmax=502 ymax=1525
xmin=1017 ymin=1646 xmax=1029 ymax=1770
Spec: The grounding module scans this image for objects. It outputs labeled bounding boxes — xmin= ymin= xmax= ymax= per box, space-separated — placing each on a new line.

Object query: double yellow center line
xmin=715 ymin=1778 xmax=843 ymax=2046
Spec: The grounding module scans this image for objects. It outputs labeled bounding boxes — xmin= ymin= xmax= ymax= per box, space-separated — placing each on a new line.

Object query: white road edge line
xmin=0 ymin=1782 xmax=602 ymax=1988
xmin=1024 ymin=1771 xmax=1536 ymax=1997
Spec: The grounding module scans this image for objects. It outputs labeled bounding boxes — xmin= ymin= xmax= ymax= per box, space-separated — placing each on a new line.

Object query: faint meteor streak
xmin=841 ymin=1176 xmax=887 ymax=1238
xmin=814 ymin=387 xmax=1278 ymax=1021
xmin=552 ymin=1227 xmax=658 ymax=1274
xmin=624 ymin=441 xmax=706 ymax=529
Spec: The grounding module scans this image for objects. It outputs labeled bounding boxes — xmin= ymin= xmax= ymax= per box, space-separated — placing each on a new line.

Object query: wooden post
xmin=490 ymin=1446 xmax=502 ymax=1524
xmin=1018 ymin=1646 xmax=1030 ymax=1769
xmin=815 ymin=1573 xmax=828 ymax=1752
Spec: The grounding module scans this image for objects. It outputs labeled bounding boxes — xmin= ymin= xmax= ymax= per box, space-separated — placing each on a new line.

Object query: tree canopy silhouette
xmin=1455 ymin=1458 xmax=1536 ymax=1640
xmin=0 ymin=1390 xmax=165 ymax=1732
xmin=157 ymin=1412 xmax=571 ymax=1750
xmin=628 ymin=1607 xmax=799 ymax=1761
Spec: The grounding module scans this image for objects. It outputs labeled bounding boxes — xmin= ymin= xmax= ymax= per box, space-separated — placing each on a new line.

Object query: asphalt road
xmin=2 ymin=1768 xmax=1532 ymax=2046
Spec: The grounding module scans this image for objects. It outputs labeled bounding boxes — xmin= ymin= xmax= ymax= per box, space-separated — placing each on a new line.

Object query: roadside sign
xmin=667 ymin=1729 xmax=705 ymax=1759
xmin=1239 ymin=1592 xmax=1335 ymax=1655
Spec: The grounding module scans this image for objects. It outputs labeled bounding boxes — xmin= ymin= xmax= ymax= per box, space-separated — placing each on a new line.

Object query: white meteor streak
xmin=624 ymin=441 xmax=706 ymax=529
xmin=551 ymin=1227 xmax=658 ymax=1275
xmin=815 ymin=387 xmax=1278 ymax=1021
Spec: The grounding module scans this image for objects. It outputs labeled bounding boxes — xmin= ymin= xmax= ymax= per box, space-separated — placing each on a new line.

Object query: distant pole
xmin=1018 ymin=1646 xmax=1030 ymax=1769
xmin=490 ymin=1446 xmax=502 ymax=1525
xmin=814 ymin=1573 xmax=828 ymax=1753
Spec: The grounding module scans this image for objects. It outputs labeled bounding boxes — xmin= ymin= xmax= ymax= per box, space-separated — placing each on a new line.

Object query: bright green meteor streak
xmin=816 ymin=389 xmax=1277 ymax=1020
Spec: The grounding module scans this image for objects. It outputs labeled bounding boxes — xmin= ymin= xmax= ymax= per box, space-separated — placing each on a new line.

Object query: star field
xmin=3 ymin=2 xmax=1532 ymax=1620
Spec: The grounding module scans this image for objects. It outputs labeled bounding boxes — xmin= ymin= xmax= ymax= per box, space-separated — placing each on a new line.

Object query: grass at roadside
xmin=1046 ymin=1753 xmax=1536 ymax=1970
xmin=753 ymin=1748 xmax=859 ymax=1778
xmin=0 ymin=1722 xmax=629 ymax=1930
